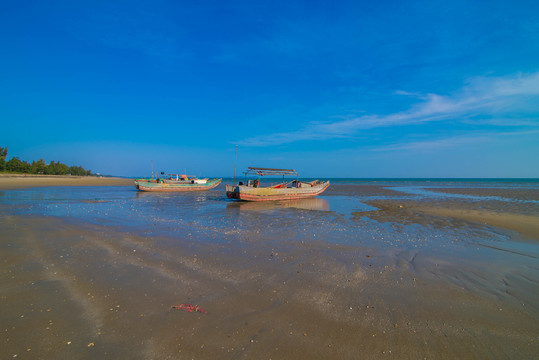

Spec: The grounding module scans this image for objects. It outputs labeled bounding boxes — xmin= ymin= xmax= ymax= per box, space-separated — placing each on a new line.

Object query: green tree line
xmin=0 ymin=146 xmax=92 ymax=176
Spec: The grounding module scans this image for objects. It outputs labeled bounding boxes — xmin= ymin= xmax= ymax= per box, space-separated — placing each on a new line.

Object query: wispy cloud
xmin=374 ymin=129 xmax=539 ymax=152
xmin=237 ymin=71 xmax=539 ymax=147
xmin=374 ymin=134 xmax=490 ymax=152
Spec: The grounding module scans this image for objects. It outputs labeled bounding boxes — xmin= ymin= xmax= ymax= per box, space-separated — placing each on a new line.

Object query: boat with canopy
xmin=225 ymin=167 xmax=329 ymax=201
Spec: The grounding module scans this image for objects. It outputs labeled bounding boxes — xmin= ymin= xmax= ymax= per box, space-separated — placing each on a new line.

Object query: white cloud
xmin=374 ymin=134 xmax=490 ymax=152
xmin=237 ymin=71 xmax=539 ymax=147
xmin=374 ymin=129 xmax=539 ymax=152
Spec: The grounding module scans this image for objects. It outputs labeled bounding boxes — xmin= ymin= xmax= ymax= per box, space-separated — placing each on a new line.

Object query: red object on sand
xmin=172 ymin=303 xmax=207 ymax=314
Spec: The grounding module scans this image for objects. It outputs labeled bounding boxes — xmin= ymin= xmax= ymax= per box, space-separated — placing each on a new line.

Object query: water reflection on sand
xmin=227 ymin=197 xmax=330 ymax=212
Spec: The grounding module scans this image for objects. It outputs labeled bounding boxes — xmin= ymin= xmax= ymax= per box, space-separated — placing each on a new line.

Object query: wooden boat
xmin=135 ymin=174 xmax=221 ymax=192
xmin=226 ymin=167 xmax=329 ymax=201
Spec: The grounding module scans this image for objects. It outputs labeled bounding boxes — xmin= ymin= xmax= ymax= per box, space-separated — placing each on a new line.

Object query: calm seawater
xmin=1 ymin=179 xmax=538 ymax=253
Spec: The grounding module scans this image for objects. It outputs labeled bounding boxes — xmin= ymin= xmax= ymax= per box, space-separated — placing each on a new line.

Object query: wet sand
xmin=1 ymin=181 xmax=538 ymax=359
xmin=357 ymin=199 xmax=539 ymax=242
xmin=0 ymin=174 xmax=133 ymax=190
xmin=428 ymin=186 xmax=539 ymax=202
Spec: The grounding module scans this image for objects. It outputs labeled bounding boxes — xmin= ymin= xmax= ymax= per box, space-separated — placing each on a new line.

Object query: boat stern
xmin=226 ymin=184 xmax=240 ymax=199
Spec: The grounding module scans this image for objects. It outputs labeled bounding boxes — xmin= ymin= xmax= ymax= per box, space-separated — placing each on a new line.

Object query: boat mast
xmin=233 ymin=145 xmax=238 ymax=185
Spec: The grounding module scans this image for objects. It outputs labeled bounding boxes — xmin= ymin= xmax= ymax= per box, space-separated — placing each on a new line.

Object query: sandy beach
xmin=0 ymin=174 xmax=133 ymax=190
xmin=1 ymin=179 xmax=538 ymax=359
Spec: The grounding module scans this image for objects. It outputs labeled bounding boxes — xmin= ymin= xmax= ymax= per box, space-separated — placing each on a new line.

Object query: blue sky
xmin=1 ymin=0 xmax=538 ymax=177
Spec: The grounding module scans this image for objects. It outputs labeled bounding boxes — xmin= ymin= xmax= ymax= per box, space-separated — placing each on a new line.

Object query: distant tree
xmin=45 ymin=161 xmax=69 ymax=175
xmin=31 ymin=159 xmax=47 ymax=174
xmin=1 ymin=146 xmax=92 ymax=175
xmin=6 ymin=157 xmax=20 ymax=172
xmin=56 ymin=162 xmax=69 ymax=175
xmin=22 ymin=160 xmax=32 ymax=173
xmin=6 ymin=157 xmax=22 ymax=172
xmin=6 ymin=157 xmax=31 ymax=173
xmin=69 ymin=165 xmax=87 ymax=176
xmin=44 ymin=161 xmax=55 ymax=175
xmin=0 ymin=146 xmax=7 ymax=171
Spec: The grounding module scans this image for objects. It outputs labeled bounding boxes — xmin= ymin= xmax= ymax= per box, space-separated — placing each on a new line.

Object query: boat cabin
xmin=239 ymin=167 xmax=320 ymax=189
xmin=156 ymin=173 xmax=207 ymax=184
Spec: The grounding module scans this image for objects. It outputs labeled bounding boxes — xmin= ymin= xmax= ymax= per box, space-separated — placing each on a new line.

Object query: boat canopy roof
xmin=245 ymin=167 xmax=298 ymax=177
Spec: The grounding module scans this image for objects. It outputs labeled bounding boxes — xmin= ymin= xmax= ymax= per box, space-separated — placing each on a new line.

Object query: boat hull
xmin=136 ymin=178 xmax=221 ymax=192
xmin=226 ymin=181 xmax=329 ymax=201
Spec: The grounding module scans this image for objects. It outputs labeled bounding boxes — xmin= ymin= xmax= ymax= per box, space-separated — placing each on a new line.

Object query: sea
xmin=1 ymin=178 xmax=538 ymax=248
